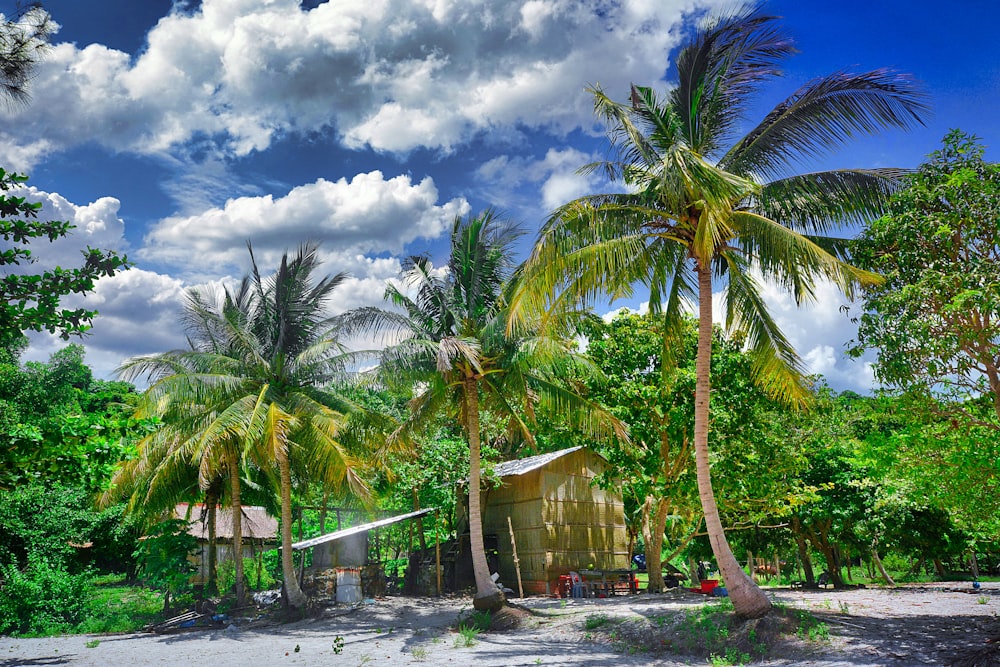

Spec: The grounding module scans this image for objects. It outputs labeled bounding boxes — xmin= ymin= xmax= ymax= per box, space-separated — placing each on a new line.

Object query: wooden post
xmin=507 ymin=516 xmax=523 ymax=598
xmin=297 ymin=506 xmax=306 ymax=586
xmin=435 ymin=509 xmax=442 ymax=596
xmin=414 ymin=489 xmax=427 ymax=552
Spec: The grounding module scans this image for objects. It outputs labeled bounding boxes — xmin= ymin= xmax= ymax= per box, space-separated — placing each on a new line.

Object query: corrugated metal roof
xmin=291 ymin=507 xmax=437 ymax=551
xmin=491 ymin=446 xmax=584 ymax=477
xmin=176 ymin=503 xmax=278 ymax=541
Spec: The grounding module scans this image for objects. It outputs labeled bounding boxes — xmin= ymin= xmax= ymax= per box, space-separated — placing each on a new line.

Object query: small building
xmin=481 ymin=446 xmax=628 ymax=595
xmin=175 ymin=503 xmax=279 ymax=585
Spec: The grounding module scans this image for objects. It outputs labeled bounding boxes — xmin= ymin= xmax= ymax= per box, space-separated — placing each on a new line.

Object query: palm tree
xmin=346 ymin=210 xmax=624 ymax=611
xmin=513 ymin=7 xmax=927 ymax=617
xmin=119 ymin=243 xmax=369 ymax=611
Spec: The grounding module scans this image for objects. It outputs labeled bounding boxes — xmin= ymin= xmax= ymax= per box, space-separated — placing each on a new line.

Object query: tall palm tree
xmin=513 ymin=7 xmax=927 ymax=617
xmin=119 ymin=243 xmax=369 ymax=611
xmin=346 ymin=210 xmax=625 ymax=611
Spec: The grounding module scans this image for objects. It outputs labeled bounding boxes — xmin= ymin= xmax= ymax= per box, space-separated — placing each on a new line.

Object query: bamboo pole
xmin=507 ymin=516 xmax=523 ymax=598
xmin=435 ymin=509 xmax=442 ymax=596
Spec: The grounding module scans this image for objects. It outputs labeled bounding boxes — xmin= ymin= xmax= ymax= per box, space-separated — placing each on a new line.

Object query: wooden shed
xmin=481 ymin=446 xmax=628 ymax=595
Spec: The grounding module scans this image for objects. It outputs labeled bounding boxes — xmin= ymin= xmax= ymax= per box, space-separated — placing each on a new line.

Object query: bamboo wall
xmin=482 ymin=449 xmax=628 ymax=595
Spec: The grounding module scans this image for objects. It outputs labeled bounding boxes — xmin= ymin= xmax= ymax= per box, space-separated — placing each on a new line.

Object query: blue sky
xmin=6 ymin=0 xmax=999 ymax=392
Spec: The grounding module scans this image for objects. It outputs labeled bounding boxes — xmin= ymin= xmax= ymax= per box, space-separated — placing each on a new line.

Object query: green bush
xmin=0 ymin=557 xmax=91 ymax=636
xmin=133 ymin=519 xmax=197 ymax=614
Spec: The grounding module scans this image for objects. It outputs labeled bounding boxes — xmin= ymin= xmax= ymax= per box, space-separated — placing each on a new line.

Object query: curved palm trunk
xmin=465 ymin=378 xmax=504 ymax=611
xmin=227 ymin=454 xmax=246 ymax=607
xmin=278 ymin=447 xmax=307 ymax=609
xmin=694 ymin=262 xmax=770 ymax=618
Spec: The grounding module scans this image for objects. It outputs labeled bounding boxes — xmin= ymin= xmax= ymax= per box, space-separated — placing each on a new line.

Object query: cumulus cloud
xmin=594 ymin=275 xmax=875 ymax=393
xmin=0 ymin=0 xmax=724 ymax=169
xmin=751 ymin=276 xmax=876 ymax=393
xmin=141 ymin=170 xmax=469 ymax=278
xmin=476 ymin=147 xmax=608 ymax=219
xmin=11 ymin=186 xmax=128 ymax=269
xmin=22 ymin=267 xmax=187 ymax=380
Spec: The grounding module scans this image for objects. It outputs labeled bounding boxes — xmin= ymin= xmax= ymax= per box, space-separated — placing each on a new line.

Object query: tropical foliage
xmin=851 ymin=130 xmax=1000 ymax=426
xmin=9 ymin=2 xmax=1000 ymax=640
xmin=0 ymin=3 xmax=52 ymax=106
xmin=0 ymin=169 xmax=129 ymax=347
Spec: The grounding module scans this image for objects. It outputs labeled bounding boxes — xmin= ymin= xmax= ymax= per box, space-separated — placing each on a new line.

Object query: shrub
xmin=217 ymin=557 xmax=277 ymax=593
xmin=133 ymin=518 xmax=197 ymax=614
xmin=0 ymin=557 xmax=91 ymax=636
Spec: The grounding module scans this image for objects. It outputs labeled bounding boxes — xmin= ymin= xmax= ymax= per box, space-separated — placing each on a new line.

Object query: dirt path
xmin=2 ymin=582 xmax=998 ymax=666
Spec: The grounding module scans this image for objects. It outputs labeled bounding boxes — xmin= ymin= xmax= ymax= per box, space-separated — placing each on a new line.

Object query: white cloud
xmin=0 ymin=0 xmax=724 ymax=168
xmin=22 ymin=267 xmax=187 ymax=380
xmin=7 ymin=186 xmax=128 ymax=271
xmin=476 ymin=147 xmax=606 ymax=216
xmin=141 ymin=170 xmax=469 ymax=278
xmin=753 ymin=276 xmax=876 ymax=393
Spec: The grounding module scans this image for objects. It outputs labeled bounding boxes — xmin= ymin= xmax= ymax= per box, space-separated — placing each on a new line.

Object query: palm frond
xmin=723 ymin=254 xmax=811 ymax=407
xmin=722 ymin=69 xmax=928 ymax=177
xmin=731 ymin=210 xmax=883 ymax=303
xmin=751 ymin=168 xmax=909 ymax=234
xmin=671 ymin=5 xmax=794 ymax=153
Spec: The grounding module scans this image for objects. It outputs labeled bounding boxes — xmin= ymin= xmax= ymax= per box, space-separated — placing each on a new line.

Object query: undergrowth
xmin=1 ymin=571 xmax=171 ymax=636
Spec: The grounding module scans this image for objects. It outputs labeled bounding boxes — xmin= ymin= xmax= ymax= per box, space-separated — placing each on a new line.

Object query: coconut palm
xmin=119 ymin=243 xmax=369 ymax=611
xmin=346 ymin=210 xmax=625 ymax=611
xmin=512 ymin=7 xmax=927 ymax=617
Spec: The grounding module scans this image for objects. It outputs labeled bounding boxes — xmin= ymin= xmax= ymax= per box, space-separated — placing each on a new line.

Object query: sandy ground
xmin=3 ymin=582 xmax=999 ymax=666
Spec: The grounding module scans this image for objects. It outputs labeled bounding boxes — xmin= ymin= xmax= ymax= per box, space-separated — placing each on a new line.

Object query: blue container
xmin=712 ymin=586 xmax=728 ymax=597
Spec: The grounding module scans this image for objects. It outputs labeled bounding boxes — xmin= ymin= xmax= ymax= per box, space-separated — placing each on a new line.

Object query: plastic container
xmin=336 ymin=567 xmax=363 ymax=603
xmin=699 ymin=579 xmax=719 ymax=594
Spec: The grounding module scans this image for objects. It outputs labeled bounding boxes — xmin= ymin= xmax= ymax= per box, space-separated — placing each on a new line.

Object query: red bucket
xmin=699 ymin=579 xmax=719 ymax=594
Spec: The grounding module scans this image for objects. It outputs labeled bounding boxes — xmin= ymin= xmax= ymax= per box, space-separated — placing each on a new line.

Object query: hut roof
xmin=175 ymin=503 xmax=278 ymax=541
xmin=492 ymin=446 xmax=586 ymax=477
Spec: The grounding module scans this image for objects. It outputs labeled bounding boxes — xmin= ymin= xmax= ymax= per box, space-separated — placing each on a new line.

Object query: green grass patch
xmin=584 ymin=613 xmax=611 ymax=630
xmin=76 ymin=577 xmax=163 ymax=634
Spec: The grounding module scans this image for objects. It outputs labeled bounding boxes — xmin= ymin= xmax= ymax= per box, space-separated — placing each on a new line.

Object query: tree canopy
xmin=852 ymin=130 xmax=1000 ymax=426
xmin=0 ymin=169 xmax=129 ymax=347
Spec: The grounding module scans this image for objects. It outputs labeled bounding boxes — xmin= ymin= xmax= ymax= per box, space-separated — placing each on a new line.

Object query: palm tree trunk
xmin=206 ymin=490 xmax=218 ymax=596
xmin=694 ymin=262 xmax=770 ymax=618
xmin=278 ymin=446 xmax=307 ymax=609
xmin=227 ymin=453 xmax=246 ymax=607
xmin=465 ymin=377 xmax=504 ymax=611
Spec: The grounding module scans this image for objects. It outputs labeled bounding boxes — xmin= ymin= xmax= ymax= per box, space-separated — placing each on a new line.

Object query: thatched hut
xmin=175 ymin=503 xmax=278 ymax=585
xmin=480 ymin=446 xmax=628 ymax=595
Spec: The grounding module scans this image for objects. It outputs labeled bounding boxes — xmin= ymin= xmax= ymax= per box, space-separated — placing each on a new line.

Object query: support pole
xmin=507 ymin=516 xmax=523 ymax=599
